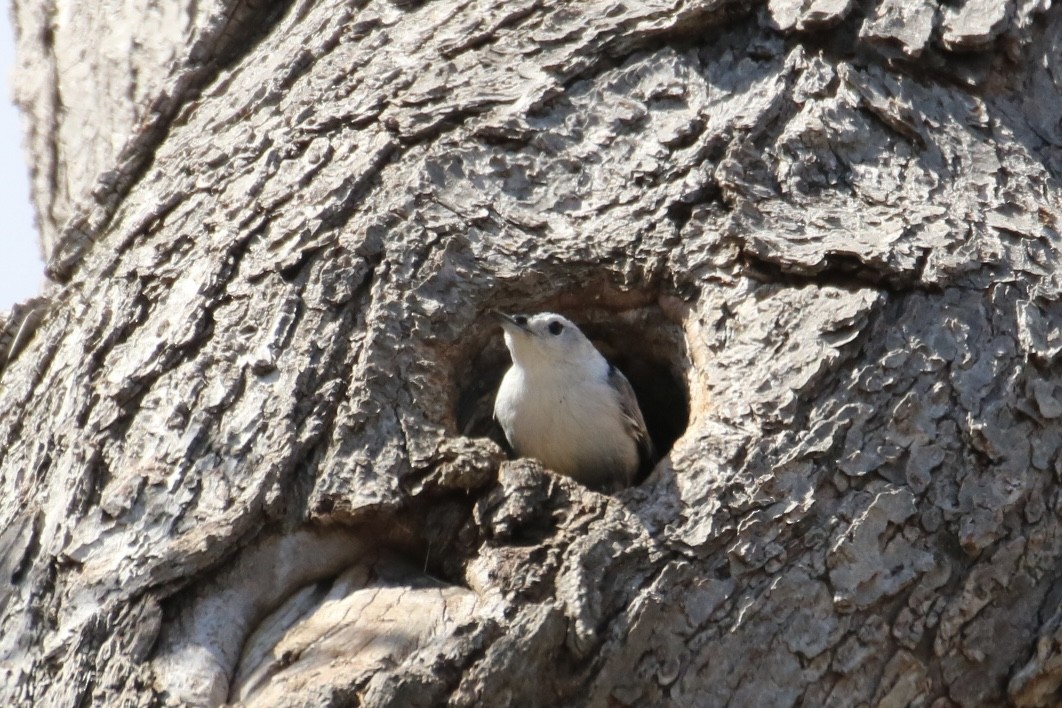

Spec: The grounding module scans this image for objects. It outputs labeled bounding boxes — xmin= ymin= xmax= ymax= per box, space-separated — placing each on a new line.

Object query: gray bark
xmin=3 ymin=0 xmax=1062 ymax=706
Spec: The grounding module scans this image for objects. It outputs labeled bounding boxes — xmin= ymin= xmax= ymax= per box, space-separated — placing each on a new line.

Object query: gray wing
xmin=607 ymin=364 xmax=656 ymax=468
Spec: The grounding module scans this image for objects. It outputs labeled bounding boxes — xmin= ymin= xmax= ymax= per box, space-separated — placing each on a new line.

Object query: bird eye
xmin=514 ymin=315 xmax=528 ymax=325
xmin=548 ymin=321 xmax=564 ymax=335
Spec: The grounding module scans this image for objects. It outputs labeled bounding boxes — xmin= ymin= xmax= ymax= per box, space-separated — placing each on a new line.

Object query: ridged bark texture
xmin=3 ymin=0 xmax=1062 ymax=705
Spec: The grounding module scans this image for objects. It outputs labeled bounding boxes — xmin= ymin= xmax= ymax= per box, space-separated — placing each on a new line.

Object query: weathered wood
xmin=3 ymin=0 xmax=1062 ymax=705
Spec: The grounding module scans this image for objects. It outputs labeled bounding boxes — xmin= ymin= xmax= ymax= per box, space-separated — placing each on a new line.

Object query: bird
xmin=492 ymin=311 xmax=655 ymax=491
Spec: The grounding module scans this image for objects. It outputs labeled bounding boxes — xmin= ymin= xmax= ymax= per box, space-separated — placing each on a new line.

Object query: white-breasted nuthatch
xmin=493 ymin=311 xmax=654 ymax=490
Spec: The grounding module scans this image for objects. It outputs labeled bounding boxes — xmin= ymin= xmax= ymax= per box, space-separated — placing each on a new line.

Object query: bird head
xmin=493 ymin=311 xmax=602 ymax=371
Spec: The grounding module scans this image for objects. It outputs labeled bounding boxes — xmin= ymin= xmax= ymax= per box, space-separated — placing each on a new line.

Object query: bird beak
xmin=492 ymin=310 xmax=531 ymax=333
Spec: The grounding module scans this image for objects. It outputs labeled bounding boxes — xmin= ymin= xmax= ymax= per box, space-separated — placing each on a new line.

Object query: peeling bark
xmin=3 ymin=0 xmax=1062 ymax=706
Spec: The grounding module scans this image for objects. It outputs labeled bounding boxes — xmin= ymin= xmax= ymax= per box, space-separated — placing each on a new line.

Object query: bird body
xmin=493 ymin=312 xmax=653 ymax=490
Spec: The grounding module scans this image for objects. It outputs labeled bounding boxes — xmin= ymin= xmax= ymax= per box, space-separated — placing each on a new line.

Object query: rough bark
xmin=3 ymin=0 xmax=1062 ymax=706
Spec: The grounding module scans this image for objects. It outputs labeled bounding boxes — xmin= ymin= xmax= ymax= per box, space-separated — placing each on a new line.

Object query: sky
xmin=0 ymin=6 xmax=44 ymax=311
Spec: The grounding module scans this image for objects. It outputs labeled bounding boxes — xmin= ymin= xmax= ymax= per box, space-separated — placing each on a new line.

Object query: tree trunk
xmin=4 ymin=0 xmax=1062 ymax=705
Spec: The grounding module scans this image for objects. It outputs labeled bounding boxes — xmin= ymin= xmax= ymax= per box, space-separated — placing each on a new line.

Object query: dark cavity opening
xmin=454 ymin=301 xmax=690 ymax=484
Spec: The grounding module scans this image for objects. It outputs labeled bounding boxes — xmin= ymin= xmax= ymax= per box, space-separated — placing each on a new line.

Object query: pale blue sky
xmin=1 ymin=5 xmax=44 ymax=310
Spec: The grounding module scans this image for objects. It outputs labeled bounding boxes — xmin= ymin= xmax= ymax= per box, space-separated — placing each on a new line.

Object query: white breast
xmin=494 ymin=365 xmax=638 ymax=488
